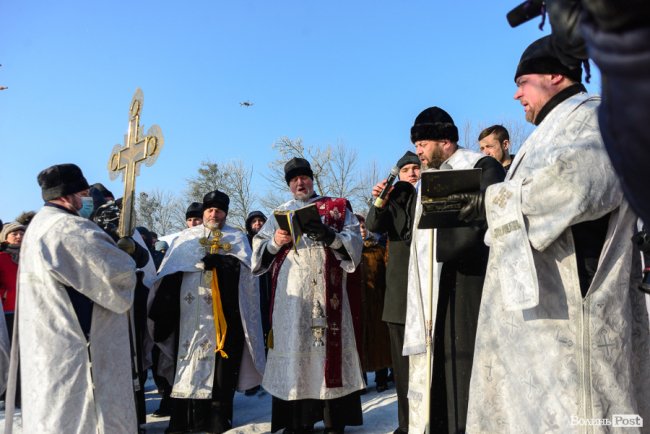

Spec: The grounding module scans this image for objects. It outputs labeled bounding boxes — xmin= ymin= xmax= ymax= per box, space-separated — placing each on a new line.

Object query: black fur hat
xmin=410 ymin=107 xmax=459 ymax=144
xmin=37 ymin=164 xmax=90 ymax=201
xmin=90 ymin=183 xmax=114 ymax=200
xmin=284 ymin=157 xmax=314 ymax=185
xmin=202 ymin=190 xmax=229 ymax=214
xmin=185 ymin=202 xmax=203 ymax=219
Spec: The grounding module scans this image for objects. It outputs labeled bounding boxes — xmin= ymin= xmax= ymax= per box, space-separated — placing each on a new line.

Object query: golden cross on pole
xmin=108 ymin=88 xmax=164 ymax=237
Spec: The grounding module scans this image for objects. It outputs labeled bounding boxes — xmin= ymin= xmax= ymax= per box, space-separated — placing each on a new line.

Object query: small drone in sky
xmin=240 ymin=101 xmax=254 ymax=107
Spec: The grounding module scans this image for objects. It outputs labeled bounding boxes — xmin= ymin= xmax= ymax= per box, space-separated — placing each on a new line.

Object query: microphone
xmin=507 ymin=0 xmax=545 ymax=28
xmin=374 ymin=166 xmax=400 ymax=208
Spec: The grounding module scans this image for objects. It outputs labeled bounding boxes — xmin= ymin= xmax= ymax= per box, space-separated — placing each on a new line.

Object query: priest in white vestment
xmin=7 ymin=164 xmax=147 ymax=434
xmin=252 ymin=157 xmax=364 ymax=434
xmin=149 ymin=189 xmax=265 ymax=434
xmin=453 ymin=36 xmax=650 ymax=433
xmin=402 ymin=107 xmax=505 ymax=433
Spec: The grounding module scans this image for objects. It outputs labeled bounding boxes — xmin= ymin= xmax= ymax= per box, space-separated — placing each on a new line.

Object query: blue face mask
xmin=78 ymin=196 xmax=94 ymax=219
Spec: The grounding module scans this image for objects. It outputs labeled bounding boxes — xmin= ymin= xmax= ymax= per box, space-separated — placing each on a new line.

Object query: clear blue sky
xmin=0 ymin=1 xmax=600 ymax=222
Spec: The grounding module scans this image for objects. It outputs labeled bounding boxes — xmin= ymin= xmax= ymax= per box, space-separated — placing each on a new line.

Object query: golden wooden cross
xmin=107 ymin=88 xmax=164 ymax=236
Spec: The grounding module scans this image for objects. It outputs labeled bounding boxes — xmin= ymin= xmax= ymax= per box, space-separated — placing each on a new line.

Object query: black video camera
xmin=507 ymin=0 xmax=545 ymax=27
xmin=93 ymin=200 xmax=121 ymax=242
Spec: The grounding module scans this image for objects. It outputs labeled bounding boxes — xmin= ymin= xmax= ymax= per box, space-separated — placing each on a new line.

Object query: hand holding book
xmin=273 ymin=228 xmax=293 ymax=247
xmin=303 ymin=219 xmax=336 ymax=246
xmin=447 ymin=191 xmax=486 ymax=223
xmin=418 ymin=168 xmax=482 ymax=229
xmin=273 ymin=203 xmax=323 ymax=252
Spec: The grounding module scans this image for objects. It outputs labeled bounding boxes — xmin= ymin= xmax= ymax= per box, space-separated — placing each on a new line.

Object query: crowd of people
xmin=1 ymin=34 xmax=649 ymax=434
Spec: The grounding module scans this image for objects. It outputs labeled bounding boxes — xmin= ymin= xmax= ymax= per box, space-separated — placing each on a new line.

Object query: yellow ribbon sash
xmin=210 ymin=269 xmax=228 ymax=358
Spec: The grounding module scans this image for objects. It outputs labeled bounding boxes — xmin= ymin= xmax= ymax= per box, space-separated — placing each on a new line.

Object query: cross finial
xmin=107 ymin=88 xmax=164 ymax=236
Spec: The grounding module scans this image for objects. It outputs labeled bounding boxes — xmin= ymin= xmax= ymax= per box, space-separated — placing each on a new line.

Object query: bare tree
xmin=222 ymin=161 xmax=256 ymax=230
xmin=185 ymin=160 xmax=257 ymax=230
xmin=263 ymin=137 xmax=373 ymax=215
xmin=499 ymin=119 xmax=532 ymax=154
xmin=328 ymin=143 xmax=361 ymax=198
xmin=136 ymin=189 xmax=184 ymax=236
xmin=170 ymin=201 xmax=189 ymax=232
xmin=462 ymin=120 xmax=483 ymax=151
xmin=260 ymin=137 xmax=308 ymax=211
xmin=186 ymin=161 xmax=227 ymax=203
xmin=355 ymin=160 xmax=388 ymax=217
xmin=263 ymin=137 xmax=332 ymax=199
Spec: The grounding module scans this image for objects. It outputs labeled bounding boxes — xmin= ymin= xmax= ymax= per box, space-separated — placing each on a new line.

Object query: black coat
xmin=366 ymin=181 xmax=416 ymax=325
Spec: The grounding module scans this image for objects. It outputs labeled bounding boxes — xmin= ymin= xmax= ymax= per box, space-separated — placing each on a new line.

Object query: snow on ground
xmin=1 ymin=373 xmax=399 ymax=433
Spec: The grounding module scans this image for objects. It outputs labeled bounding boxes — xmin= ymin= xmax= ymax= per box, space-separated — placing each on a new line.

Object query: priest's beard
xmin=423 ymin=148 xmax=445 ymax=170
xmin=424 ymin=151 xmax=446 ymax=169
xmin=293 ymin=189 xmax=314 ymax=202
xmin=204 ymin=220 xmax=224 ymax=230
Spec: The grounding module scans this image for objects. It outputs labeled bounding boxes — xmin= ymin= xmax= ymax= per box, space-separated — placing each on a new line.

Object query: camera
xmin=507 ymin=0 xmax=545 ymax=27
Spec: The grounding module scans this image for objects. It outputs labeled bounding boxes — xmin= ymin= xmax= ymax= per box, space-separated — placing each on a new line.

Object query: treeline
xmin=136 ymin=120 xmax=531 ymax=235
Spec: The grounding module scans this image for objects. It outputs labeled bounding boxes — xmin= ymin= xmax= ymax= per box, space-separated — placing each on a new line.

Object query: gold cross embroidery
xmin=492 ymin=187 xmax=513 ymax=209
xmin=199 ymin=228 xmax=232 ymax=254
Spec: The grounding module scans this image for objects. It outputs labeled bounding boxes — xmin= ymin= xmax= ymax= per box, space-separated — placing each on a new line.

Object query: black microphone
xmin=507 ymin=0 xmax=545 ymax=28
xmin=374 ymin=166 xmax=400 ymax=208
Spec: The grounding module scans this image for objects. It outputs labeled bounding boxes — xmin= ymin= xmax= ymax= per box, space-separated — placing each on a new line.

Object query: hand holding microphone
xmin=373 ymin=166 xmax=400 ymax=208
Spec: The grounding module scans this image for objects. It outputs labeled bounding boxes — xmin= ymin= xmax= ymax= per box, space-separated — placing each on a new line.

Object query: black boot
xmin=152 ymin=394 xmax=171 ymax=417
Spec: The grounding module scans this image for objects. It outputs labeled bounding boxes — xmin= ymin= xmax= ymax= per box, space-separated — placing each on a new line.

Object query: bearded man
xmin=455 ymin=35 xmax=650 ymax=433
xmin=403 ymin=108 xmax=505 ymax=433
xmin=252 ymin=157 xmax=364 ymax=434
xmin=149 ymin=189 xmax=265 ymax=434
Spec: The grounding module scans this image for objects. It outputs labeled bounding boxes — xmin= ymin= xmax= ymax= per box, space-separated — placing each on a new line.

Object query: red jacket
xmin=0 ymin=252 xmax=18 ymax=313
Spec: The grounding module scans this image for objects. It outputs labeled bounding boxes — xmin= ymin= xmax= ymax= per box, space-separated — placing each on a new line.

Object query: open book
xmin=274 ymin=203 xmax=322 ymax=252
xmin=418 ymin=168 xmax=482 ymax=229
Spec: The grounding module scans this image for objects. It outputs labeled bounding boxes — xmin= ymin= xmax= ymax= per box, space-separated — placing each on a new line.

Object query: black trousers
xmin=430 ymin=273 xmax=483 ymax=434
xmin=152 ymin=345 xmax=172 ymax=401
xmin=387 ymin=322 xmax=409 ymax=433
xmin=270 ymin=392 xmax=363 ymax=433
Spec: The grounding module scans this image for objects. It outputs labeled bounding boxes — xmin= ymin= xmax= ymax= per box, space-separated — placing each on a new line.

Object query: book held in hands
xmin=274 ymin=203 xmax=322 ymax=252
xmin=418 ymin=168 xmax=482 ymax=229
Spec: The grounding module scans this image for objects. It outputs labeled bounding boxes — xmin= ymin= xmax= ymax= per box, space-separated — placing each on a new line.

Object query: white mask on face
xmin=78 ymin=196 xmax=94 ymax=218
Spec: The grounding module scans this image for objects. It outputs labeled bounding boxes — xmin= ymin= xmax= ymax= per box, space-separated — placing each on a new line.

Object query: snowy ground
xmin=0 ymin=373 xmax=399 ymax=433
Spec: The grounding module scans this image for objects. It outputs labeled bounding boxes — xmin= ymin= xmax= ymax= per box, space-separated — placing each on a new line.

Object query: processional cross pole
xmin=108 ymin=88 xmax=164 ymax=237
xmin=105 ymin=89 xmax=164 ymax=398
